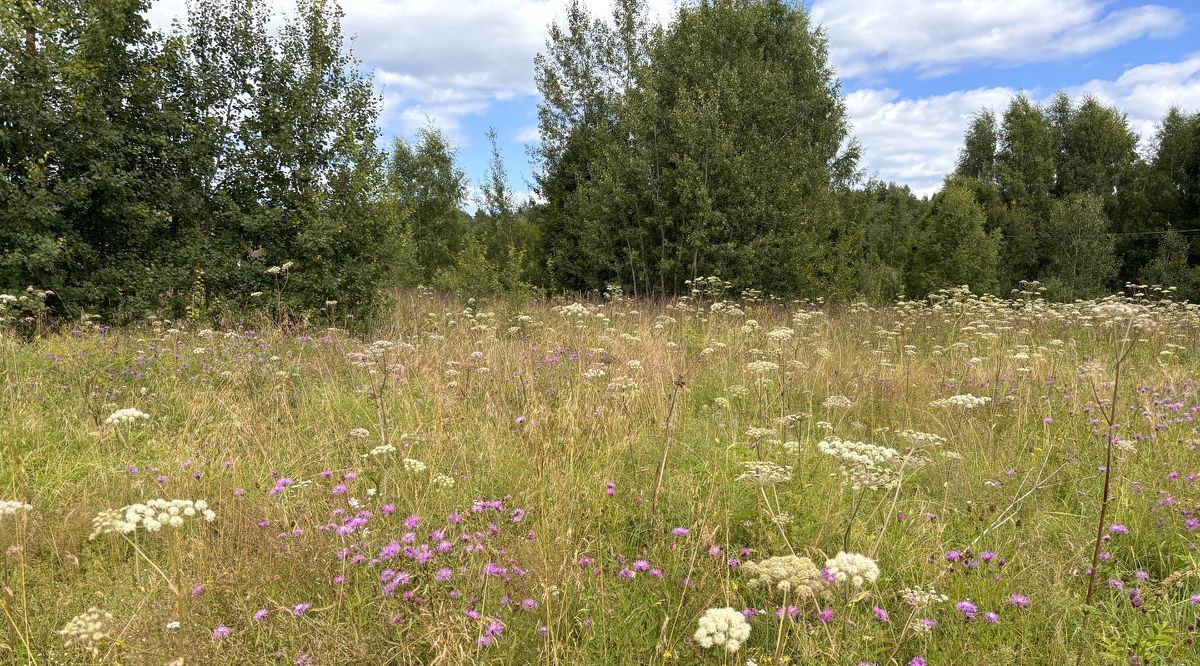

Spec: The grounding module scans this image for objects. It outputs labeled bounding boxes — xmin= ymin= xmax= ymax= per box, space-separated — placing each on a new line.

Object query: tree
xmin=907 ymin=179 xmax=1000 ymax=297
xmin=387 ymin=124 xmax=468 ymax=283
xmin=956 ymin=110 xmax=998 ymax=183
xmin=1141 ymin=227 xmax=1197 ymax=299
xmin=533 ymin=0 xmax=859 ymax=298
xmin=1040 ymin=193 xmax=1118 ymax=300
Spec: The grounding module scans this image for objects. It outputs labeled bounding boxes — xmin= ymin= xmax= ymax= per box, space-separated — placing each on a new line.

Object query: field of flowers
xmin=3 ymin=283 xmax=1200 ymax=665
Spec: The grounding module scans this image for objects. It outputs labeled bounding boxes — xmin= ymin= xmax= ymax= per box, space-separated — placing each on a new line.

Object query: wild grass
xmin=2 ymin=285 xmax=1200 ymax=665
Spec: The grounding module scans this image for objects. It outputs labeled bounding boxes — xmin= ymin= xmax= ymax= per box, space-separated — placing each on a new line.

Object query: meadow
xmin=3 ymin=283 xmax=1200 ymax=665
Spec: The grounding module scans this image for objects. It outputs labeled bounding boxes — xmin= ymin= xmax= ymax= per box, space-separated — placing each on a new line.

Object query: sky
xmin=144 ymin=0 xmax=1200 ymax=199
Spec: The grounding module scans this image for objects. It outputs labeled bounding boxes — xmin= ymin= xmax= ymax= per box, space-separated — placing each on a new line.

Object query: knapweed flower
xmin=89 ymin=498 xmax=215 ymax=539
xmin=984 ymin=612 xmax=1000 ymax=624
xmin=741 ymin=555 xmax=826 ymax=595
xmin=104 ymin=408 xmax=150 ymax=426
xmin=293 ymin=603 xmax=312 ymax=616
xmin=955 ymin=600 xmax=979 ymax=620
xmin=872 ymin=606 xmax=889 ymax=622
xmin=1009 ymin=594 xmax=1030 ymax=608
xmin=824 ymin=552 xmax=880 ymax=587
xmin=693 ymin=607 xmax=751 ymax=653
xmin=253 ymin=609 xmax=269 ymax=621
xmin=211 ymin=625 xmax=232 ymax=639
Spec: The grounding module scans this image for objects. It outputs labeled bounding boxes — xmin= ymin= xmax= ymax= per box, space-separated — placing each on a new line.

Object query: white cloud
xmin=144 ymin=0 xmax=676 ymax=142
xmin=847 ymin=54 xmax=1200 ymax=196
xmin=1068 ymin=53 xmax=1200 ymax=146
xmin=846 ymin=86 xmax=1017 ymax=196
xmin=812 ymin=0 xmax=1184 ymax=79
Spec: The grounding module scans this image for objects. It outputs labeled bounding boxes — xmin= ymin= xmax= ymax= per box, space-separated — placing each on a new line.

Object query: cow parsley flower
xmin=741 ymin=555 xmax=826 ymax=595
xmin=402 ymin=458 xmax=427 ymax=474
xmin=735 ymin=461 xmax=792 ymax=486
xmin=89 ymin=498 xmax=215 ymax=539
xmin=0 ymin=500 xmax=32 ymax=518
xmin=58 ymin=607 xmax=113 ymax=656
xmin=104 ymin=408 xmax=150 ymax=426
xmin=824 ymin=552 xmax=880 ymax=587
xmin=818 ymin=437 xmax=902 ymax=490
xmin=694 ymin=607 xmax=751 ymax=653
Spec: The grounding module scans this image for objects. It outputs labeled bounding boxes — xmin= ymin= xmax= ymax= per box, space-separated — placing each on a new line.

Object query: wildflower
xmin=402 ymin=458 xmax=427 ymax=474
xmin=984 ymin=612 xmax=1000 ymax=624
xmin=901 ymin=585 xmax=948 ymax=608
xmin=58 ymin=607 xmax=113 ymax=655
xmin=104 ymin=408 xmax=150 ymax=426
xmin=741 ymin=555 xmax=826 ymax=595
xmin=930 ymin=394 xmax=991 ymax=409
xmin=1108 ymin=524 xmax=1128 ymax=535
xmin=89 ymin=498 xmax=215 ymax=539
xmin=253 ymin=610 xmax=269 ymax=621
xmin=955 ymin=600 xmax=978 ymax=620
xmin=872 ymin=606 xmax=889 ymax=622
xmin=0 ymin=500 xmax=32 ymax=517
xmin=293 ymin=603 xmax=312 ymax=616
xmin=349 ymin=428 xmax=370 ymax=438
xmin=818 ymin=609 xmax=834 ymax=623
xmin=1009 ymin=594 xmax=1031 ymax=607
xmin=693 ymin=607 xmax=751 ymax=653
xmin=818 ymin=437 xmax=902 ymax=490
xmin=672 ymin=527 xmax=689 ymax=537
xmin=211 ymin=625 xmax=232 ymax=639
xmin=822 ymin=395 xmax=854 ymax=409
xmin=735 ymin=461 xmax=793 ymax=486
xmin=824 ymin=552 xmax=880 ymax=587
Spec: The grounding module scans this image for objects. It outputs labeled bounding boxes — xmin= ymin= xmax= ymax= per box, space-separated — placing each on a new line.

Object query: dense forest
xmin=2 ymin=0 xmax=1199 ymax=323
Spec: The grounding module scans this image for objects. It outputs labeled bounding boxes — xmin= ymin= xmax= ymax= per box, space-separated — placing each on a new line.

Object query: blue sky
xmin=146 ymin=0 xmax=1200 ymax=199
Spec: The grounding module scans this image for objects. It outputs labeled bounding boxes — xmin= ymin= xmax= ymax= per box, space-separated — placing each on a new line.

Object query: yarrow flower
xmin=104 ymin=408 xmax=150 ymax=426
xmin=824 ymin=552 xmax=880 ymax=587
xmin=89 ymin=499 xmax=215 ymax=539
xmin=693 ymin=607 xmax=751 ymax=653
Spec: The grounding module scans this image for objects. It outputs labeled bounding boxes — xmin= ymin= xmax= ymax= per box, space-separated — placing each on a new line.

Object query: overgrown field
xmin=4 ymin=286 xmax=1200 ymax=665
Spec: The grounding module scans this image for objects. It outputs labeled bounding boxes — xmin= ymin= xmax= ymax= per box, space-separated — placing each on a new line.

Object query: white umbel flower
xmin=0 ymin=500 xmax=32 ymax=517
xmin=58 ymin=607 xmax=113 ymax=655
xmin=90 ymin=498 xmax=216 ymax=539
xmin=742 ymin=555 xmax=826 ymax=595
xmin=735 ymin=461 xmax=792 ymax=486
xmin=402 ymin=458 xmax=427 ymax=474
xmin=693 ymin=607 xmax=751 ymax=652
xmin=824 ymin=551 xmax=880 ymax=587
xmin=104 ymin=408 xmax=149 ymax=426
xmin=930 ymin=394 xmax=991 ymax=409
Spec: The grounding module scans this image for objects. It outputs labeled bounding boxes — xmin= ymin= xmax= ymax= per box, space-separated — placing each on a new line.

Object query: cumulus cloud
xmin=846 ymin=54 xmax=1200 ymax=196
xmin=846 ymin=86 xmax=1017 ymax=196
xmin=812 ymin=0 xmax=1183 ymax=79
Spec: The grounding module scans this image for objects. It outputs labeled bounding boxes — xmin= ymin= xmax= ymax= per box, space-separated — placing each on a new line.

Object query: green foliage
xmin=1141 ymin=227 xmax=1199 ymax=298
xmin=533 ymin=0 xmax=859 ymax=299
xmin=1040 ymin=193 xmax=1118 ymax=300
xmin=0 ymin=0 xmax=402 ymax=323
xmin=386 ymin=124 xmax=469 ymax=283
xmin=907 ymin=179 xmax=1000 ymax=297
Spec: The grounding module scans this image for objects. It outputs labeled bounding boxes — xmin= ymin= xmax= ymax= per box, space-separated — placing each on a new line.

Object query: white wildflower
xmin=824 ymin=552 xmax=880 ymax=587
xmin=735 ymin=461 xmax=792 ymax=486
xmin=693 ymin=607 xmax=751 ymax=653
xmin=104 ymin=408 xmax=150 ymax=426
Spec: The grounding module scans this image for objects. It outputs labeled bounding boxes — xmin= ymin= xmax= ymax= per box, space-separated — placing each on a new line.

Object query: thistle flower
xmin=693 ymin=607 xmax=751 ymax=652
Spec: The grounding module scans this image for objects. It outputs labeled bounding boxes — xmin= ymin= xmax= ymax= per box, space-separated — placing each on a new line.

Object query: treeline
xmin=2 ymin=0 xmax=1199 ymax=325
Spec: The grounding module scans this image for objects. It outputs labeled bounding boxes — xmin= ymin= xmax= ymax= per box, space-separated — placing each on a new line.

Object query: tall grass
xmin=2 ymin=285 xmax=1199 ymax=664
